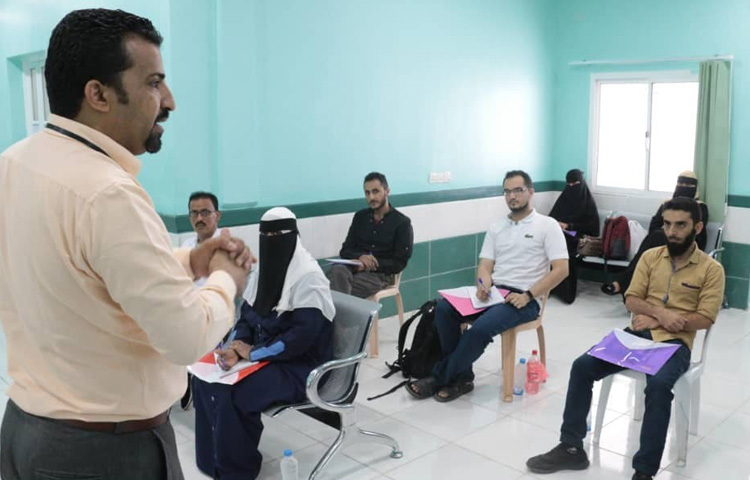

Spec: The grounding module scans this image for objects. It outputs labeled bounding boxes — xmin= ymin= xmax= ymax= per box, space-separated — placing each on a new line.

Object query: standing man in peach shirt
xmin=0 ymin=9 xmax=252 ymax=480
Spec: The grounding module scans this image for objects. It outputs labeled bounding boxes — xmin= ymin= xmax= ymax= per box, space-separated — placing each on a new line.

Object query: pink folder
xmin=439 ymin=286 xmax=511 ymax=317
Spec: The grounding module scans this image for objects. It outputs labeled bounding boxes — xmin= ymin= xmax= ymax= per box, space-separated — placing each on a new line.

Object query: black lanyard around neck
xmin=46 ymin=123 xmax=110 ymax=158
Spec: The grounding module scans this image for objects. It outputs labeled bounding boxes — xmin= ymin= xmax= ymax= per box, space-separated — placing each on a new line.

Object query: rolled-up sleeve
xmin=696 ymin=261 xmax=725 ymax=322
xmin=83 ymin=182 xmax=236 ymax=365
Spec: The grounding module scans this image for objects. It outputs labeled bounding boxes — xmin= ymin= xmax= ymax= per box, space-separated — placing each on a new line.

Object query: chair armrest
xmin=305 ymin=352 xmax=367 ymax=413
xmin=709 ymin=247 xmax=724 ymax=259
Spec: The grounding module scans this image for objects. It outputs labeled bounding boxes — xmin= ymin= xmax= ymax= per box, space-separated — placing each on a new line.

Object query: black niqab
xmin=549 ymin=169 xmax=600 ymax=236
xmin=253 ymin=218 xmax=298 ymax=317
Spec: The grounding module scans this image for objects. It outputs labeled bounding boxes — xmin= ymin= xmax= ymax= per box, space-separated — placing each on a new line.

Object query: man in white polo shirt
xmin=406 ymin=170 xmax=569 ymax=402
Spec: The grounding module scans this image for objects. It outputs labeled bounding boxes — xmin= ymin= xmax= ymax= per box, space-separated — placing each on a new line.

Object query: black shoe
xmin=601 ymin=283 xmax=619 ymax=295
xmin=180 ymin=374 xmax=193 ymax=411
xmin=632 ymin=472 xmax=653 ymax=480
xmin=526 ymin=443 xmax=590 ymax=474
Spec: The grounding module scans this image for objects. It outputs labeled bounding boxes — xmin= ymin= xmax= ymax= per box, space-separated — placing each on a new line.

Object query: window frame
xmin=587 ymin=70 xmax=699 ymax=198
xmin=21 ymin=54 xmax=50 ymax=136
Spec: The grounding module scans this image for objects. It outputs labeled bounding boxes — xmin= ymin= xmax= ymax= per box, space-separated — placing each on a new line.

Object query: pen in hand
xmin=216 ymin=329 xmax=238 ymax=370
xmin=477 ymin=277 xmax=491 ymax=301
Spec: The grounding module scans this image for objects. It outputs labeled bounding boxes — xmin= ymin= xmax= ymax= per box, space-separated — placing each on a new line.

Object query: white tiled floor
xmin=2 ymin=280 xmax=750 ymax=479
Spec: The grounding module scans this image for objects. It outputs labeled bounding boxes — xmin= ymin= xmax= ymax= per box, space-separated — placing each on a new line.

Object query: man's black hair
xmin=45 ymin=8 xmax=163 ymax=118
xmin=503 ymin=170 xmax=533 ymax=189
xmin=663 ymin=197 xmax=702 ymax=223
xmin=364 ymin=172 xmax=389 ymax=189
xmin=188 ymin=191 xmax=219 ymax=211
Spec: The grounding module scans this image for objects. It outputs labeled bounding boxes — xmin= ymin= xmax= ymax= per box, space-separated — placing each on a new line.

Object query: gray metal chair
xmin=265 ymin=291 xmax=403 ymax=480
xmin=704 ymin=222 xmax=724 ymax=259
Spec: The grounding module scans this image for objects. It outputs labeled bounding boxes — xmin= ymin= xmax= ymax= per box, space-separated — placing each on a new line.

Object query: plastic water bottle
xmin=526 ymin=350 xmax=542 ymax=395
xmin=280 ymin=449 xmax=299 ymax=480
xmin=513 ymin=358 xmax=527 ymax=396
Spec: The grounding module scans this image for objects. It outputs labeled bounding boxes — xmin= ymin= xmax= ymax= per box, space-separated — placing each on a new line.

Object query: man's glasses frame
xmin=189 ymin=209 xmax=216 ymax=219
xmin=502 ymin=187 xmax=528 ymax=196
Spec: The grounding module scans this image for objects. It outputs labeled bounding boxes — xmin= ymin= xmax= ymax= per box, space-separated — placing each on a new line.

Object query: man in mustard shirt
xmin=527 ymin=197 xmax=725 ymax=480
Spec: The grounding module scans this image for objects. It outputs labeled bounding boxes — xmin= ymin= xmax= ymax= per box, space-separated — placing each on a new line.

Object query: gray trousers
xmin=327 ymin=264 xmax=393 ymax=298
xmin=0 ymin=399 xmax=184 ymax=480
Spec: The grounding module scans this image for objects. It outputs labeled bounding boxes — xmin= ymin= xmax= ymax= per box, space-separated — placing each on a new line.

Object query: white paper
xmin=612 ymin=329 xmax=678 ymax=350
xmin=327 ymin=258 xmax=363 ymax=267
xmin=188 ymin=355 xmax=260 ymax=384
xmin=468 ymin=286 xmax=505 ymax=309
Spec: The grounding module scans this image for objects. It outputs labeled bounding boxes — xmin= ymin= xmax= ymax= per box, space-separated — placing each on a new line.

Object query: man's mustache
xmin=155 ymin=110 xmax=170 ymax=124
xmin=196 ymin=222 xmax=206 ymax=228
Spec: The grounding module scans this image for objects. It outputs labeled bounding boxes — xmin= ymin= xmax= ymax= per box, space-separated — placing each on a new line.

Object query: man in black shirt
xmin=327 ymin=172 xmax=414 ymax=298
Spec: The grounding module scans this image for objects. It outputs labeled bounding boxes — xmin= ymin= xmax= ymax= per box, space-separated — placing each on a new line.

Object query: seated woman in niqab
xmin=548 ymin=169 xmax=599 ymax=304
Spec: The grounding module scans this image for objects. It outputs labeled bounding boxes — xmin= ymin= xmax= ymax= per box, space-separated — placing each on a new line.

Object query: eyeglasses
xmin=503 ymin=187 xmax=528 ymax=196
xmin=189 ymin=209 xmax=216 ymax=219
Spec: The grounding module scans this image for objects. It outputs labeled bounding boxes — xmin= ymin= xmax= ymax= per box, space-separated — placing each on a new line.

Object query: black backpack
xmin=367 ymin=299 xmax=441 ymax=401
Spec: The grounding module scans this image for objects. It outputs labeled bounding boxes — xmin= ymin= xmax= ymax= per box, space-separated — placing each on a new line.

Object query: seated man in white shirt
xmin=181 ymin=191 xmax=222 ymax=249
xmin=180 ymin=191 xmax=222 ymax=410
xmin=405 ymin=170 xmax=569 ymax=402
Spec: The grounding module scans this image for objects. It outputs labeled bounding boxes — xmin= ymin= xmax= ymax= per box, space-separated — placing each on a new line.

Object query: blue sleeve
xmin=250 ymin=308 xmax=328 ymax=362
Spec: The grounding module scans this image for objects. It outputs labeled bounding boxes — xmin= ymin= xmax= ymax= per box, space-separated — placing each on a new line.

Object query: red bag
xmin=602 ymin=216 xmax=630 ymax=260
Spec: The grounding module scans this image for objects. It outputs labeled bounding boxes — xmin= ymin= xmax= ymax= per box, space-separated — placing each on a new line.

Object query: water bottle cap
xmin=284 ymin=449 xmax=293 ymax=457
xmin=520 ymin=358 xmax=526 ymax=364
xmin=532 ymin=349 xmax=538 ymax=355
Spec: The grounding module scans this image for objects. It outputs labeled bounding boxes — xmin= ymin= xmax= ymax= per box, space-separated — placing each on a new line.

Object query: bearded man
xmin=327 ymin=171 xmax=413 ymax=298
xmin=527 ymin=196 xmax=725 ymax=480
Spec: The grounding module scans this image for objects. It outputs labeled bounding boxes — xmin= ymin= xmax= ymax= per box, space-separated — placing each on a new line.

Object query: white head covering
xmin=243 ymin=207 xmax=335 ymax=321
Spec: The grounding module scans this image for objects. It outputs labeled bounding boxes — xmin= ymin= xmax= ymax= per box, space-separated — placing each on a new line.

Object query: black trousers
xmin=0 ymin=399 xmax=183 ymax=480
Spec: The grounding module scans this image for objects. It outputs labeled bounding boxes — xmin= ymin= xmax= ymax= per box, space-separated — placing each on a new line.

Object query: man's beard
xmin=667 ymin=229 xmax=697 ymax=256
xmin=509 ymin=200 xmax=529 ymax=213
xmin=145 ymin=131 xmax=162 ymax=153
xmin=145 ymin=109 xmax=170 ymax=154
xmin=370 ymin=199 xmax=386 ymax=210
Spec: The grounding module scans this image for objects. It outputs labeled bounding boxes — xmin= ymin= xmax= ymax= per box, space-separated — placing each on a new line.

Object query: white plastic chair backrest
xmin=392 ymin=272 xmax=402 ymax=289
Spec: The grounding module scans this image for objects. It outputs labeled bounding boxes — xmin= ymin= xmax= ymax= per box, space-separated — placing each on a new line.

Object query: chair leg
xmin=501 ymin=331 xmax=517 ymax=402
xmin=593 ymin=376 xmax=614 ymax=445
xmin=309 ymin=425 xmax=350 ymax=480
xmin=674 ymin=377 xmax=690 ymax=467
xmin=368 ymin=314 xmax=379 ymax=359
xmin=690 ymin=377 xmax=700 ymax=435
xmin=395 ymin=293 xmax=405 ymax=326
xmin=308 ymin=412 xmax=403 ymax=480
xmin=356 ymin=428 xmax=403 ymax=458
xmin=537 ymin=325 xmax=546 ymax=366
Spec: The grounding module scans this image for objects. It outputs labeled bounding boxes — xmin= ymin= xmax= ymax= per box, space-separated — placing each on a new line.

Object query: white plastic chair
xmin=367 ymin=272 xmax=404 ymax=358
xmin=592 ymin=328 xmax=712 ymax=467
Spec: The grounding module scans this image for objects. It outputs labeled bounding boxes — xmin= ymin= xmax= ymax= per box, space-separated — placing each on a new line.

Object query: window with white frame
xmin=589 ymin=71 xmax=699 ymax=194
xmin=22 ymin=56 xmax=50 ymax=136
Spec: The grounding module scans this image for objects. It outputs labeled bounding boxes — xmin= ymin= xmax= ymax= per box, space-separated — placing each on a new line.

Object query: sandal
xmin=434 ymin=381 xmax=474 ymax=403
xmin=601 ymin=284 xmax=619 ymax=296
xmin=405 ymin=376 xmax=437 ymax=400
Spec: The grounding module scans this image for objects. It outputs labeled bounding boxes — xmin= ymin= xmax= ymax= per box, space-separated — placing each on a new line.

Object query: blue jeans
xmin=431 ymin=297 xmax=540 ymax=386
xmin=560 ymin=332 xmax=691 ymax=476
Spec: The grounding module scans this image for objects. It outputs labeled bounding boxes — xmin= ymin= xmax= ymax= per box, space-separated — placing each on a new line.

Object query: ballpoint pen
xmin=216 ymin=329 xmax=238 ymax=370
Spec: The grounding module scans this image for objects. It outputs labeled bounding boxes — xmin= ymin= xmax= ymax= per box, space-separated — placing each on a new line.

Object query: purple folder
xmin=587 ymin=329 xmax=680 ymax=375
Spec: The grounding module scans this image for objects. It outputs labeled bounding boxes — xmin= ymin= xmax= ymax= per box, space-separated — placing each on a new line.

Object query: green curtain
xmin=694 ymin=60 xmax=731 ymax=223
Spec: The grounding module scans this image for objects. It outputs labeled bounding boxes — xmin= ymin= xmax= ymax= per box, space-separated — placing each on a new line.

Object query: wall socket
xmin=429 ymin=171 xmax=453 ymax=184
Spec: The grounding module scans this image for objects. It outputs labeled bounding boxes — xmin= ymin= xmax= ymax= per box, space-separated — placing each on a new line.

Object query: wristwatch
xmin=525 ymin=290 xmax=534 ymax=301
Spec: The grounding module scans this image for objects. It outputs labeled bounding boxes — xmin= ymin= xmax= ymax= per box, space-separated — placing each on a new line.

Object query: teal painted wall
xmin=0 ymin=0 xmax=178 ymax=209
xmin=212 ymin=0 xmax=555 ymax=209
xmin=549 ymin=0 xmax=750 ymax=196
xmin=1 ymin=0 xmax=555 ymax=214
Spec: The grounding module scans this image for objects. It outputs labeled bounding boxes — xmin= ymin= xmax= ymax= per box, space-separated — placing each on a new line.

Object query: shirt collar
xmin=660 ymin=243 xmax=702 ymax=264
xmin=46 ymin=114 xmax=142 ymax=177
xmin=505 ymin=208 xmax=537 ymax=225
